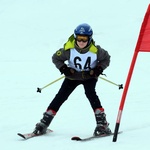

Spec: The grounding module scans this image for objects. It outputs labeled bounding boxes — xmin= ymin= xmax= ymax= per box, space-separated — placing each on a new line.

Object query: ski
xmin=71 ymin=131 xmax=122 ymax=141
xmin=17 ymin=129 xmax=53 ymax=140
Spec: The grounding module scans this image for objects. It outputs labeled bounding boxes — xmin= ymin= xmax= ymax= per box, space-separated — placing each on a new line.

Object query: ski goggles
xmin=76 ymin=35 xmax=89 ymax=42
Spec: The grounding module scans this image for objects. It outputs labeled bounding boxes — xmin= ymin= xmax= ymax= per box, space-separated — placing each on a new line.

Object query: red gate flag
xmin=113 ymin=4 xmax=150 ymax=142
xmin=137 ymin=4 xmax=150 ymax=52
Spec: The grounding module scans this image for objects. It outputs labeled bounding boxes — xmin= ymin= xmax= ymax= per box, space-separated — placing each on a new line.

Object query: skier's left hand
xmin=89 ymin=66 xmax=103 ymax=77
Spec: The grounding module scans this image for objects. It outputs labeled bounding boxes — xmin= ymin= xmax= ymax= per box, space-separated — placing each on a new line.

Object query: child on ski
xmin=33 ymin=23 xmax=111 ymax=136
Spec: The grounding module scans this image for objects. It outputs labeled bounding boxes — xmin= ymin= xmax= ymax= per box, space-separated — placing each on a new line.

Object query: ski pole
xmin=99 ymin=76 xmax=123 ymax=90
xmin=37 ymin=76 xmax=65 ymax=93
xmin=37 ymin=75 xmax=123 ymax=93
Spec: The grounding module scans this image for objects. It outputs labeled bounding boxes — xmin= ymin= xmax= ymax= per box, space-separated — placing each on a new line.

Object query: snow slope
xmin=0 ymin=0 xmax=150 ymax=149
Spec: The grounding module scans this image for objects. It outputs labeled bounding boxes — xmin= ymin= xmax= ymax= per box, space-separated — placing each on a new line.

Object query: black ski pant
xmin=47 ymin=78 xmax=102 ymax=112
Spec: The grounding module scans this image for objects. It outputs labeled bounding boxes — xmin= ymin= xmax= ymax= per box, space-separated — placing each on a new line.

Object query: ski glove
xmin=59 ymin=64 xmax=75 ymax=76
xmin=89 ymin=66 xmax=103 ymax=77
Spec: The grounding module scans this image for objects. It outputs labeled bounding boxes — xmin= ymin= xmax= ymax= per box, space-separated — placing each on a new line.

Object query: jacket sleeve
xmin=96 ymin=45 xmax=110 ymax=70
xmin=52 ymin=48 xmax=70 ymax=69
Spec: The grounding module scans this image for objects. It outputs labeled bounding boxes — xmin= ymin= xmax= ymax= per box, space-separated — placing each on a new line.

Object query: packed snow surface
xmin=0 ymin=0 xmax=150 ymax=149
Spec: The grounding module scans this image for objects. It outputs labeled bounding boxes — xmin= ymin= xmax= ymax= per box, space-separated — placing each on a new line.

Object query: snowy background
xmin=0 ymin=0 xmax=150 ymax=149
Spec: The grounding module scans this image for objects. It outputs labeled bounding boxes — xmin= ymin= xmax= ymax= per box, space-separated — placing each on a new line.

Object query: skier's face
xmin=76 ymin=35 xmax=88 ymax=49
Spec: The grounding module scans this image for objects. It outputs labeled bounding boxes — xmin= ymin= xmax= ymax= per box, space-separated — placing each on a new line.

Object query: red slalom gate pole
xmin=112 ymin=51 xmax=138 ymax=142
xmin=112 ymin=4 xmax=150 ymax=142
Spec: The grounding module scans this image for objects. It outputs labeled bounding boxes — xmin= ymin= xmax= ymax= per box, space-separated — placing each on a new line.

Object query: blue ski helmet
xmin=74 ymin=23 xmax=93 ymax=39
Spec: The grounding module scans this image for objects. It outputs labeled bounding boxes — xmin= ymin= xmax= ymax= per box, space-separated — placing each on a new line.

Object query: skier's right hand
xmin=59 ymin=64 xmax=75 ymax=76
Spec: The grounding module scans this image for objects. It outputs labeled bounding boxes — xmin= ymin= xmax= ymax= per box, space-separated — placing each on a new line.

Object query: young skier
xmin=33 ymin=23 xmax=111 ymax=136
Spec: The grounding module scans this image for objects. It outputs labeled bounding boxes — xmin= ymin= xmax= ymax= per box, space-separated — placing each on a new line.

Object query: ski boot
xmin=33 ymin=110 xmax=56 ymax=134
xmin=93 ymin=108 xmax=111 ymax=136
